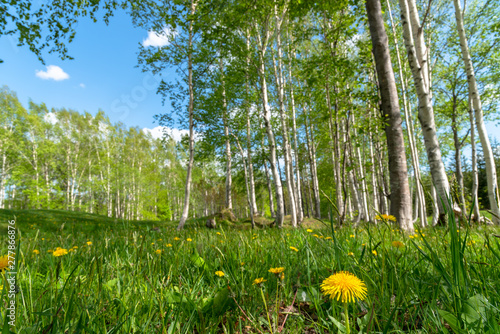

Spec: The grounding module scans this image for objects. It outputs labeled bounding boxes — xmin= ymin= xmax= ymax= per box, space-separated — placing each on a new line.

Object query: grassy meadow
xmin=1 ymin=209 xmax=500 ymax=333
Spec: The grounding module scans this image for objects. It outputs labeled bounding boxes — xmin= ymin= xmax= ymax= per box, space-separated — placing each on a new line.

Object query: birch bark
xmin=453 ymin=0 xmax=499 ymax=223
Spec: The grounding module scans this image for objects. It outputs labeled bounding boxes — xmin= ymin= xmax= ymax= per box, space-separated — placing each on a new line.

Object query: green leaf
xmin=438 ymin=310 xmax=463 ymax=334
xmin=462 ymin=294 xmax=488 ymax=324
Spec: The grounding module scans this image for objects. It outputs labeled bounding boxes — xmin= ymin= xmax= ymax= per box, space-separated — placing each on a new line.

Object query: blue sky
xmin=0 ymin=8 xmax=180 ymax=138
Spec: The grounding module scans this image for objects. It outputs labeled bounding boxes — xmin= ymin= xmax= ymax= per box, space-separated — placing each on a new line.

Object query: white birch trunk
xmin=453 ymin=0 xmax=499 ymax=223
xmin=399 ymin=0 xmax=451 ymax=219
xmin=177 ymin=0 xmax=197 ymax=230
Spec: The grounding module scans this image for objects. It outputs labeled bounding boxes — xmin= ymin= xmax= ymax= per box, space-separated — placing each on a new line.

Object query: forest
xmin=1 ymin=0 xmax=500 ymax=332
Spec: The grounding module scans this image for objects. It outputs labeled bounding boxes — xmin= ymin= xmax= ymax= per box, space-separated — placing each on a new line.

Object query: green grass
xmin=1 ymin=209 xmax=500 ymax=333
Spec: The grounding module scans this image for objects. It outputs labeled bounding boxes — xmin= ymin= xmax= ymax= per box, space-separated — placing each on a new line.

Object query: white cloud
xmin=143 ymin=126 xmax=192 ymax=142
xmin=44 ymin=112 xmax=58 ymax=125
xmin=79 ymin=83 xmax=86 ymax=88
xmin=142 ymin=27 xmax=176 ymax=47
xmin=35 ymin=65 xmax=70 ymax=81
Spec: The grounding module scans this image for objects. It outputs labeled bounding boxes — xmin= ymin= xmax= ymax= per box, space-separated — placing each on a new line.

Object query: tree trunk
xmin=468 ymin=97 xmax=481 ymax=222
xmin=177 ymin=0 xmax=197 ymax=230
xmin=245 ymin=29 xmax=258 ymax=219
xmin=256 ymin=22 xmax=285 ymax=228
xmin=272 ymin=11 xmax=297 ymax=227
xmin=399 ymin=0 xmax=450 ymax=222
xmin=220 ymin=57 xmax=233 ymax=211
xmin=453 ymin=0 xmax=499 ymax=223
xmin=366 ymin=0 xmax=413 ymax=231
xmin=386 ymin=0 xmax=426 ymax=226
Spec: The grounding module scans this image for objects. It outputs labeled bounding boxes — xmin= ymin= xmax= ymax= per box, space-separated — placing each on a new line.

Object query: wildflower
xmin=174 ymin=237 xmax=180 ymax=241
xmin=216 ymin=232 xmax=221 ymax=235
xmin=253 ymin=277 xmax=267 ymax=285
xmin=165 ymin=244 xmax=172 ymax=247
xmin=306 ymin=229 xmax=313 ymax=233
xmin=0 ymin=256 xmax=10 ymax=273
xmin=48 ymin=249 xmax=53 ymax=253
xmin=375 ymin=214 xmax=396 ymax=222
xmin=348 ymin=252 xmax=354 ymax=256
xmin=350 ymin=235 xmax=355 ymax=238
xmin=313 ymin=234 xmax=320 ymax=238
xmin=391 ymin=241 xmax=404 ymax=249
xmin=326 ymin=237 xmax=332 ymax=240
xmin=155 ymin=249 xmax=162 ymax=254
xmin=372 ymin=250 xmax=378 ymax=256
xmin=241 ymin=262 xmax=245 ymax=266
xmin=409 ymin=235 xmax=414 ymax=239
xmin=215 ymin=271 xmax=225 ymax=277
xmin=280 ymin=272 xmax=285 ymax=280
xmin=53 ymin=248 xmax=69 ymax=257
xmin=321 ymin=271 xmax=367 ymax=303
xmin=269 ymin=267 xmax=285 ymax=275
xmin=290 ymin=246 xmax=299 ymax=252
xmin=87 ymin=241 xmax=92 ymax=246
xmin=186 ymin=238 xmax=192 ymax=242
xmin=33 ymin=250 xmax=40 ymax=255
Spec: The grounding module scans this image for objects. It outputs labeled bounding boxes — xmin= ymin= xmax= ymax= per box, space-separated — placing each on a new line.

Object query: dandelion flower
xmin=174 ymin=237 xmax=180 ymax=241
xmin=290 ymin=246 xmax=299 ymax=252
xmin=391 ymin=241 xmax=404 ymax=248
xmin=53 ymin=248 xmax=69 ymax=257
xmin=166 ymin=244 xmax=172 ymax=247
xmin=186 ymin=238 xmax=192 ymax=242
xmin=33 ymin=250 xmax=40 ymax=255
xmin=0 ymin=256 xmax=10 ymax=273
xmin=155 ymin=249 xmax=162 ymax=254
xmin=375 ymin=214 xmax=396 ymax=222
xmin=372 ymin=250 xmax=378 ymax=256
xmin=269 ymin=267 xmax=285 ymax=274
xmin=216 ymin=232 xmax=221 ymax=235
xmin=215 ymin=271 xmax=225 ymax=277
xmin=87 ymin=241 xmax=92 ymax=246
xmin=306 ymin=229 xmax=313 ymax=233
xmin=321 ymin=271 xmax=367 ymax=303
xmin=253 ymin=277 xmax=267 ymax=285
xmin=348 ymin=252 xmax=354 ymax=256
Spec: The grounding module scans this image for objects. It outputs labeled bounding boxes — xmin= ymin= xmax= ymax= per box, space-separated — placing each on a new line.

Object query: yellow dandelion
xmin=33 ymin=250 xmax=40 ymax=255
xmin=166 ymin=244 xmax=172 ymax=247
xmin=350 ymin=235 xmax=355 ymax=238
xmin=372 ymin=250 xmax=378 ymax=256
xmin=391 ymin=241 xmax=404 ymax=249
xmin=186 ymin=238 xmax=192 ymax=242
xmin=280 ymin=272 xmax=285 ymax=280
xmin=216 ymin=232 xmax=221 ymax=235
xmin=326 ymin=237 xmax=332 ymax=240
xmin=306 ymin=229 xmax=313 ymax=233
xmin=174 ymin=237 xmax=180 ymax=241
xmin=87 ymin=241 xmax=92 ymax=246
xmin=375 ymin=214 xmax=396 ymax=222
xmin=409 ymin=235 xmax=414 ymax=239
xmin=313 ymin=234 xmax=320 ymax=238
xmin=53 ymin=248 xmax=69 ymax=257
xmin=241 ymin=262 xmax=245 ymax=266
xmin=215 ymin=271 xmax=225 ymax=277
xmin=348 ymin=252 xmax=354 ymax=256
xmin=290 ymin=246 xmax=299 ymax=252
xmin=48 ymin=249 xmax=53 ymax=253
xmin=253 ymin=277 xmax=267 ymax=285
xmin=0 ymin=255 xmax=10 ymax=273
xmin=269 ymin=267 xmax=285 ymax=274
xmin=320 ymin=271 xmax=367 ymax=303
xmin=155 ymin=249 xmax=162 ymax=254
